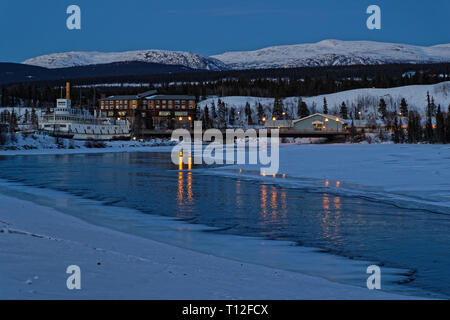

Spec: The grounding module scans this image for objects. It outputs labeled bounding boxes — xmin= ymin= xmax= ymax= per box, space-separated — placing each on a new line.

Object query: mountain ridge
xmin=23 ymin=50 xmax=227 ymax=71
xmin=22 ymin=40 xmax=450 ymax=71
xmin=211 ymin=39 xmax=450 ymax=69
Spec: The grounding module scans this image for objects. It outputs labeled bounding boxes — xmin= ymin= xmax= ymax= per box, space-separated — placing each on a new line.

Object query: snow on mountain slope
xmin=198 ymin=81 xmax=450 ymax=124
xmin=211 ymin=40 xmax=450 ymax=69
xmin=23 ymin=50 xmax=228 ymax=71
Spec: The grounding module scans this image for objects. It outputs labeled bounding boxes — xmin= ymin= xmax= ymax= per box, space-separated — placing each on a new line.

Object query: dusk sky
xmin=0 ymin=0 xmax=449 ymax=62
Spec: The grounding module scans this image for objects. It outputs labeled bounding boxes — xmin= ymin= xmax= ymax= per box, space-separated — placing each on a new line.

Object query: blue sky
xmin=0 ymin=0 xmax=449 ymax=62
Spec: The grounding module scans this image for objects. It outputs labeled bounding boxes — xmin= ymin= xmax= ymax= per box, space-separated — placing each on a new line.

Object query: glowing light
xmin=336 ymin=118 xmax=340 ymax=122
xmin=325 ymin=118 xmax=329 ymax=122
xmin=262 ymin=117 xmax=266 ymax=122
xmin=178 ymin=156 xmax=183 ymax=171
xmin=179 ymin=117 xmax=183 ymax=121
xmin=272 ymin=117 xmax=276 ymax=121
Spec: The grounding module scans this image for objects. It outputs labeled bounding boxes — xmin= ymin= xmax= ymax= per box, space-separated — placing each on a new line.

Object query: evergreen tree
xmin=399 ymin=117 xmax=405 ymax=143
xmin=257 ymin=103 xmax=265 ymax=124
xmin=210 ymin=101 xmax=217 ymax=127
xmin=435 ymin=106 xmax=445 ymax=143
xmin=392 ymin=113 xmax=401 ymax=144
xmin=272 ymin=97 xmax=284 ymax=119
xmin=400 ymin=98 xmax=408 ymax=116
xmin=426 ymin=92 xmax=437 ymax=116
xmin=202 ymin=106 xmax=211 ymax=129
xmin=378 ymin=98 xmax=387 ymax=120
xmin=407 ymin=111 xmax=420 ymax=143
xmin=245 ymin=102 xmax=253 ymax=125
xmin=23 ymin=109 xmax=30 ymax=124
xmin=349 ymin=120 xmax=357 ymax=142
xmin=340 ymin=102 xmax=348 ymax=120
xmin=323 ymin=97 xmax=328 ymax=114
xmin=297 ymin=98 xmax=309 ymax=118
xmin=414 ymin=112 xmax=423 ymax=142
xmin=425 ymin=93 xmax=434 ymax=143
xmin=31 ymin=108 xmax=38 ymax=129
xmin=229 ymin=107 xmax=236 ymax=126
xmin=217 ymin=99 xmax=227 ymax=129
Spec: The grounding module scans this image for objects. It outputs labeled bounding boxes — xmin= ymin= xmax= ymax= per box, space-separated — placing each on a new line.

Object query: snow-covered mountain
xmin=211 ymin=40 xmax=450 ymax=69
xmin=22 ymin=40 xmax=450 ymax=71
xmin=23 ymin=50 xmax=228 ymax=71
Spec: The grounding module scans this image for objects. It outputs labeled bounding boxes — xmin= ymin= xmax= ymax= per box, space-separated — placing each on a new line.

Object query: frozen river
xmin=0 ymin=151 xmax=448 ymax=298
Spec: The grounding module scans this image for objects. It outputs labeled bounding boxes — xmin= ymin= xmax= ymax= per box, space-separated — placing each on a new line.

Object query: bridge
xmin=140 ymin=129 xmax=349 ymax=142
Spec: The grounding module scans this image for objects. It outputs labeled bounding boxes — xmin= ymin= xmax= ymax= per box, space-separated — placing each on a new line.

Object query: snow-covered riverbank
xmin=0 ymin=133 xmax=175 ymax=156
xmin=0 ymin=192 xmax=415 ymax=300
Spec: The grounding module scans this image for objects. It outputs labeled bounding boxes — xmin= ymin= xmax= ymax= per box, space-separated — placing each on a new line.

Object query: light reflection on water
xmin=0 ymin=152 xmax=449 ymax=298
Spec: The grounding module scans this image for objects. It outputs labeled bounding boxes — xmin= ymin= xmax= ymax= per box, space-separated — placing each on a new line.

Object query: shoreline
xmin=0 ymin=189 xmax=417 ymax=300
xmin=0 ymin=144 xmax=175 ymax=157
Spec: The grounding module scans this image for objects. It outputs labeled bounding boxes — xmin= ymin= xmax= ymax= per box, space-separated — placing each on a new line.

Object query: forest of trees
xmin=1 ymin=64 xmax=449 ymax=111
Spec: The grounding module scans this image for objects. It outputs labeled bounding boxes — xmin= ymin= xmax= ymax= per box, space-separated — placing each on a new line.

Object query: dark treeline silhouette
xmin=1 ymin=63 xmax=449 ymax=110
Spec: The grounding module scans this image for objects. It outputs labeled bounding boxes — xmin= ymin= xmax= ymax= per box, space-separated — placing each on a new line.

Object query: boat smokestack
xmin=66 ymin=82 xmax=70 ymax=100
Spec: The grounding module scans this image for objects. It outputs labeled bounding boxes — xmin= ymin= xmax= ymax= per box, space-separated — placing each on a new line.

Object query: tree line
xmin=1 ymin=64 xmax=449 ymax=109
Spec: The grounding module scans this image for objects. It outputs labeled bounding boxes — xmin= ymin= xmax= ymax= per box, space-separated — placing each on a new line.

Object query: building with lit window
xmin=99 ymin=90 xmax=197 ymax=130
xmin=99 ymin=90 xmax=157 ymax=122
xmin=292 ymin=114 xmax=346 ymax=131
xmin=143 ymin=95 xmax=196 ymax=129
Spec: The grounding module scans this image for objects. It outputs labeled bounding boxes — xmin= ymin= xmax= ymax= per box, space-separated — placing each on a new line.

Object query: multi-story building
xmin=143 ymin=95 xmax=196 ymax=129
xmin=99 ymin=90 xmax=197 ymax=130
xmin=98 ymin=90 xmax=157 ymax=122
